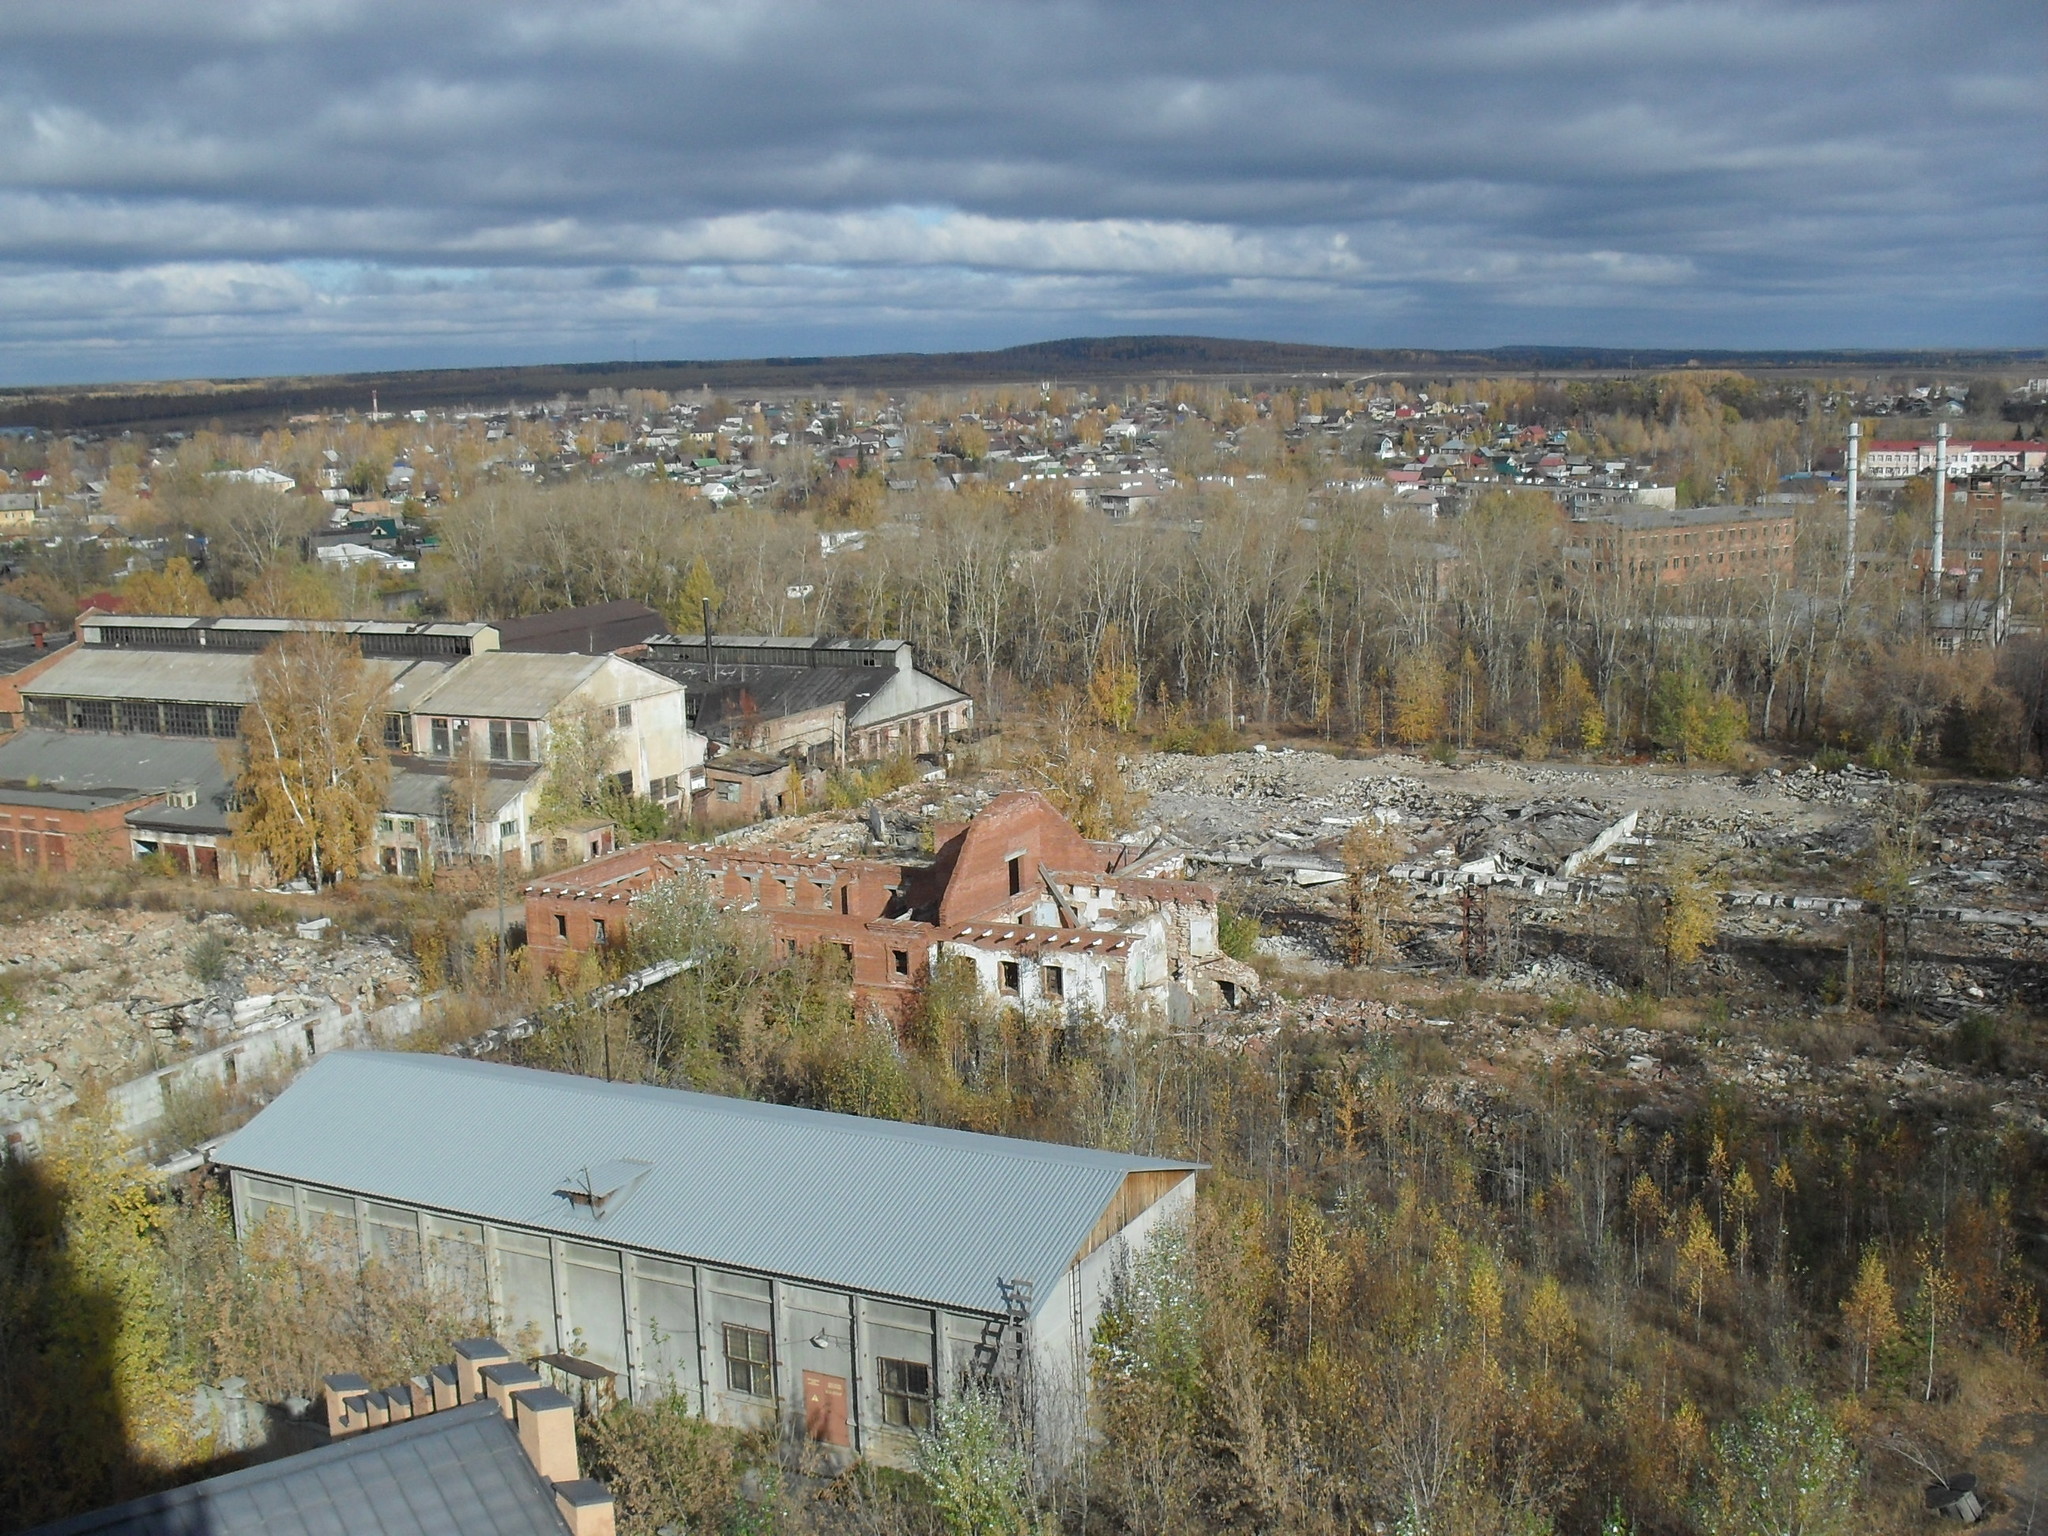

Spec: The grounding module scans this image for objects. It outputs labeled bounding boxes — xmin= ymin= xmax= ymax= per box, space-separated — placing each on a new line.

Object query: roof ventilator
xmin=555 ymin=1158 xmax=653 ymax=1217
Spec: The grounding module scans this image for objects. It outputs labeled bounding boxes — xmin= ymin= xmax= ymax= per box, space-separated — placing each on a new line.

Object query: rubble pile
xmin=0 ymin=910 xmax=415 ymax=1117
xmin=1233 ymin=991 xmax=2048 ymax=1134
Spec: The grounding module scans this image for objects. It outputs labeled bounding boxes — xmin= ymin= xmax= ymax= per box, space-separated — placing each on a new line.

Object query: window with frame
xmin=383 ymin=714 xmax=407 ymax=751
xmin=164 ymin=702 xmax=210 ymax=737
xmin=430 ymin=718 xmax=451 ymax=755
xmin=498 ymin=818 xmax=519 ymax=842
xmin=723 ymin=1323 xmax=773 ymax=1397
xmin=878 ymin=1358 xmax=932 ymax=1428
xmin=614 ymin=703 xmax=634 ymax=728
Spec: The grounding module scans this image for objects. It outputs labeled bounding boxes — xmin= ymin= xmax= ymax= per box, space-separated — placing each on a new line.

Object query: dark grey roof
xmin=0 ymin=730 xmax=236 ymax=834
xmin=213 ymin=1053 xmax=1196 ymax=1319
xmin=496 ymin=601 xmax=666 ymax=654
xmin=1579 ymin=502 xmax=1793 ymax=531
xmin=0 ymin=783 xmax=153 ymax=813
xmin=0 ymin=729 xmax=231 ymax=796
xmin=642 ymin=658 xmax=885 ymax=736
xmin=0 ymin=634 xmax=70 ymax=677
xmin=386 ymin=757 xmax=539 ymax=819
xmin=18 ymin=1401 xmax=570 ymax=1536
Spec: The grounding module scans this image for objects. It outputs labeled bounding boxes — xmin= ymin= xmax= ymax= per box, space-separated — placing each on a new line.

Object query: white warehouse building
xmin=209 ymin=1053 xmax=1198 ymax=1466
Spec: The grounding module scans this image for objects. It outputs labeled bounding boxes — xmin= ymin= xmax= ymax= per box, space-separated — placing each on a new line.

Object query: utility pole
xmin=1930 ymin=422 xmax=1949 ymax=593
xmin=1844 ymin=421 xmax=1860 ymax=596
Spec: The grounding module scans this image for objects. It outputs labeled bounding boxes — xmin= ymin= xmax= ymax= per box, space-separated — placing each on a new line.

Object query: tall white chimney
xmin=1931 ymin=423 xmax=1949 ymax=590
xmin=1844 ymin=421 xmax=1860 ymax=594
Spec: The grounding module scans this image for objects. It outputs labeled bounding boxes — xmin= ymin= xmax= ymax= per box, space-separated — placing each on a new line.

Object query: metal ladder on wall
xmin=971 ymin=1277 xmax=1035 ymax=1390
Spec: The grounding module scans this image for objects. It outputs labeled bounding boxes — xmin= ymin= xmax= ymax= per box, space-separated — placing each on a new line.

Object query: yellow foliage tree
xmin=1676 ymin=1204 xmax=1729 ymax=1336
xmin=1840 ymin=1244 xmax=1900 ymax=1393
xmin=233 ymin=630 xmax=392 ymax=886
xmin=0 ymin=1118 xmax=199 ymax=1526
xmin=1088 ymin=623 xmax=1140 ymax=733
xmin=116 ymin=557 xmax=215 ymax=616
xmin=1390 ymin=651 xmax=1449 ymax=747
xmin=1659 ymin=852 xmax=1719 ymax=990
xmin=1522 ymin=1274 xmax=1576 ymax=1374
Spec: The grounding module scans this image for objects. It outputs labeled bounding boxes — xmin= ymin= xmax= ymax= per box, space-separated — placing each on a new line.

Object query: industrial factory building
xmin=210 ymin=1052 xmax=1198 ymax=1465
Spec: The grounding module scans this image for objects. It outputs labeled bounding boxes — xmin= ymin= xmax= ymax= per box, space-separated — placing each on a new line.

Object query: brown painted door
xmin=802 ymin=1370 xmax=849 ymax=1447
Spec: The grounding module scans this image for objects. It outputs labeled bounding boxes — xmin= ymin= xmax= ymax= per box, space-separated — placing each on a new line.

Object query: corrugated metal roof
xmin=408 ymin=652 xmax=607 ymax=719
xmin=17 ymin=649 xmax=455 ymax=708
xmin=213 ymin=1053 xmax=1195 ymax=1318
xmin=19 ymin=1401 xmax=569 ymax=1536
xmin=19 ymin=648 xmax=260 ymax=704
xmin=385 ymin=759 xmax=537 ymax=819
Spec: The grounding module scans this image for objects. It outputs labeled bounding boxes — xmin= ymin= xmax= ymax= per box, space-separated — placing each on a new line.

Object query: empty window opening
xmin=999 ymin=960 xmax=1020 ymax=995
xmin=1044 ymin=965 xmax=1064 ymax=999
xmin=555 ymin=913 xmax=568 ymax=940
xmin=592 ymin=918 xmax=608 ymax=946
xmin=892 ymin=949 xmax=909 ymax=977
xmin=1007 ymin=856 xmax=1022 ymax=896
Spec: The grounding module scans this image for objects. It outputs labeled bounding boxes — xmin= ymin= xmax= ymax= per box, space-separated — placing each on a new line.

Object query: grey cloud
xmin=0 ymin=0 xmax=2040 ymax=382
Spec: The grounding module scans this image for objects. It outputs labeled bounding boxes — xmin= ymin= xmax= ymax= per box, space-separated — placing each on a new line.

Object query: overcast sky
xmin=2 ymin=0 xmax=2042 ymax=384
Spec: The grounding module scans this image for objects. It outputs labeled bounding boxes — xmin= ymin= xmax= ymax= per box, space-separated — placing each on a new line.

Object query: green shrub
xmin=581 ymin=1395 xmax=762 ymax=1536
xmin=1217 ymin=904 xmax=1261 ymax=961
xmin=1153 ymin=715 xmax=1241 ymax=756
xmin=185 ymin=931 xmax=230 ymax=984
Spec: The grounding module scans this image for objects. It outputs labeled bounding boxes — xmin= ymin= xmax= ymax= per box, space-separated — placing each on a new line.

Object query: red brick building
xmin=524 ymin=791 xmax=1255 ymax=1023
xmin=0 ymin=784 xmax=158 ymax=873
xmin=1576 ymin=503 xmax=1796 ymax=586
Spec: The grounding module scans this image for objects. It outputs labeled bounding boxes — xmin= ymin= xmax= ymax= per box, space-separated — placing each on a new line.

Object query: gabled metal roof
xmin=212 ymin=1053 xmax=1196 ymax=1319
xmin=19 ymin=1401 xmax=568 ymax=1536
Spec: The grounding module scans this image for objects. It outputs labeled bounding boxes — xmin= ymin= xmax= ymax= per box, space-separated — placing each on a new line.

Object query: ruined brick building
xmin=524 ymin=791 xmax=1256 ymax=1024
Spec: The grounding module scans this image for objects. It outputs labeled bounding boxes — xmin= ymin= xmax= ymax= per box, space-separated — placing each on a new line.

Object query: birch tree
xmin=234 ymin=629 xmax=391 ymax=886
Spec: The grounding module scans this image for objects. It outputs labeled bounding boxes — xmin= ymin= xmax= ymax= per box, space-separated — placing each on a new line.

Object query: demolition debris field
xmin=1134 ymin=746 xmax=2048 ymax=1136
xmin=0 ymin=907 xmax=415 ymax=1120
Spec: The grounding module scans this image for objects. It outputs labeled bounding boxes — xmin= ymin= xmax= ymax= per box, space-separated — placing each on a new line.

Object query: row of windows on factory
xmin=404 ymin=715 xmax=538 ymax=762
xmin=235 ymin=1176 xmax=935 ymax=1428
xmin=405 ymin=708 xmax=634 ymax=763
xmin=24 ymin=697 xmax=242 ymax=738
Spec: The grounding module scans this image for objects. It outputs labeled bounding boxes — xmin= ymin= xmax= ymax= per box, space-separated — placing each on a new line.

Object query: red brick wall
xmin=0 ymin=795 xmax=149 ymax=873
xmin=935 ymin=792 xmax=1108 ymax=926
